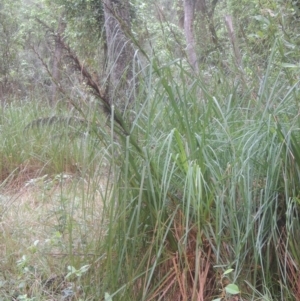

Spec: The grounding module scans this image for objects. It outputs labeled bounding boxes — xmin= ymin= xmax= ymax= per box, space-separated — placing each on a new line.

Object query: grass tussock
xmin=1 ymin=45 xmax=300 ymax=300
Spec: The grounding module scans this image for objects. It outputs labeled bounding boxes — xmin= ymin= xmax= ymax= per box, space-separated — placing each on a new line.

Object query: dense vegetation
xmin=0 ymin=0 xmax=300 ymax=300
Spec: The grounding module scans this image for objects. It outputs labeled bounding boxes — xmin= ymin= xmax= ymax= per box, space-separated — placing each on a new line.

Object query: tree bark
xmin=183 ymin=0 xmax=199 ymax=73
xmin=51 ymin=15 xmax=66 ymax=105
xmin=196 ymin=0 xmax=219 ymax=47
xmin=103 ymin=0 xmax=135 ymax=109
xmin=225 ymin=15 xmax=242 ymax=68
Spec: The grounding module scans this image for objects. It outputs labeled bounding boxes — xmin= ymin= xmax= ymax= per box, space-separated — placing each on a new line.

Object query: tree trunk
xmin=196 ymin=0 xmax=219 ymax=47
xmin=183 ymin=0 xmax=199 ymax=73
xmin=225 ymin=15 xmax=242 ymax=68
xmin=51 ymin=15 xmax=66 ymax=106
xmin=103 ymin=0 xmax=135 ymax=109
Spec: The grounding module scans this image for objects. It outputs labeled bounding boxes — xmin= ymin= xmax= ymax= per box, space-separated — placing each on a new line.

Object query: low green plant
xmin=213 ymin=268 xmax=240 ymax=301
xmin=65 ymin=264 xmax=90 ymax=280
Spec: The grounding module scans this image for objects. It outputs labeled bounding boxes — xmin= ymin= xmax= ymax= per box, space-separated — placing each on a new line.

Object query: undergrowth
xmin=0 ymin=44 xmax=300 ymax=300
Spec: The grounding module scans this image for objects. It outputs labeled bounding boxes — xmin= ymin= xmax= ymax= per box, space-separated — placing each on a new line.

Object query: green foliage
xmin=54 ymin=0 xmax=104 ymax=58
xmin=132 ymin=0 xmax=185 ymax=61
xmin=0 ymin=0 xmax=24 ymax=97
xmin=1 ymin=0 xmax=300 ymax=300
xmin=0 ymin=100 xmax=107 ymax=184
xmin=65 ymin=264 xmax=90 ymax=280
xmin=213 ymin=269 xmax=240 ymax=300
xmin=14 ymin=40 xmax=295 ymax=300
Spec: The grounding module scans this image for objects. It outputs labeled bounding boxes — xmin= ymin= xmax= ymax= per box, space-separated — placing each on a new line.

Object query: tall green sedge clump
xmin=96 ymin=45 xmax=300 ymax=300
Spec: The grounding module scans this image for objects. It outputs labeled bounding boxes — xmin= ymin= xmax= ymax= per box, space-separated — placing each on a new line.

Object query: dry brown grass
xmin=145 ymin=209 xmax=217 ymax=301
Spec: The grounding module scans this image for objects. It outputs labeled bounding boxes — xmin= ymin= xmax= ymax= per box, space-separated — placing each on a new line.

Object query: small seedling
xmin=213 ymin=268 xmax=240 ymax=301
xmin=65 ymin=264 xmax=90 ymax=280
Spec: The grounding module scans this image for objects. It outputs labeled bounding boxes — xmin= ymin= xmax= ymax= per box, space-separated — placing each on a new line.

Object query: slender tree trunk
xmin=177 ymin=0 xmax=184 ymax=29
xmin=225 ymin=15 xmax=247 ymax=90
xmin=197 ymin=0 xmax=219 ymax=47
xmin=183 ymin=0 xmax=199 ymax=73
xmin=103 ymin=0 xmax=135 ymax=109
xmin=51 ymin=15 xmax=66 ymax=105
xmin=225 ymin=15 xmax=242 ymax=68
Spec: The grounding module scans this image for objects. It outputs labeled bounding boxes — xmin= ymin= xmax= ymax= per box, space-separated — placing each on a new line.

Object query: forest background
xmin=1 ymin=0 xmax=300 ymax=300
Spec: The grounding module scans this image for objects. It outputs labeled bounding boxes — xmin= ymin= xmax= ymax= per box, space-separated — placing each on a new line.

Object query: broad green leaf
xmin=225 ymin=283 xmax=240 ymax=294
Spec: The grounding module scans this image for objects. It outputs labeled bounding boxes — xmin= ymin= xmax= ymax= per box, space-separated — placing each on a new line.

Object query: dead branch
xmin=34 ymin=17 xmax=129 ymax=135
